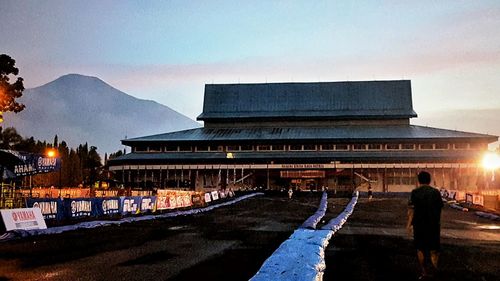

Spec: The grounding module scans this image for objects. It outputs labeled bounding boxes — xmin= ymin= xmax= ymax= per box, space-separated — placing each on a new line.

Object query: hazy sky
xmin=1 ymin=0 xmax=499 ymax=141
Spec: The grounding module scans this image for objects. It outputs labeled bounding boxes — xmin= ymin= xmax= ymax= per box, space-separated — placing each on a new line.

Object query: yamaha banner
xmin=13 ymin=152 xmax=61 ymax=176
xmin=22 ymin=190 xmax=222 ymax=222
xmin=64 ymin=198 xmax=96 ymax=219
xmin=95 ymin=198 xmax=121 ymax=216
xmin=26 ymin=198 xmax=64 ymax=221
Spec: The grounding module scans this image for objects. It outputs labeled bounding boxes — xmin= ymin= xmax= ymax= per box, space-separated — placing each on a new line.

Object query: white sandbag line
xmin=301 ymin=192 xmax=328 ymax=229
xmin=320 ymin=191 xmax=358 ymax=232
xmin=251 ymin=191 xmax=359 ymax=281
xmin=250 ymin=228 xmax=333 ymax=281
xmin=0 ymin=193 xmax=263 ymax=242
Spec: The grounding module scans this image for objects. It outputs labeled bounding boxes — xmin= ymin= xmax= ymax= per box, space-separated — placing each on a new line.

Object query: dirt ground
xmin=324 ymin=196 xmax=500 ymax=281
xmin=0 ymin=192 xmax=329 ymax=281
xmin=0 ymin=192 xmax=498 ymax=281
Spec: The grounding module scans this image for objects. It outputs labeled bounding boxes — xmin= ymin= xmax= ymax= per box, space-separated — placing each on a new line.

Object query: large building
xmin=108 ymin=80 xmax=498 ymax=193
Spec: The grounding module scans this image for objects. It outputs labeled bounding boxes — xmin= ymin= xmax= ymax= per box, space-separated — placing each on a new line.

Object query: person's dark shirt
xmin=408 ymin=185 xmax=443 ymax=227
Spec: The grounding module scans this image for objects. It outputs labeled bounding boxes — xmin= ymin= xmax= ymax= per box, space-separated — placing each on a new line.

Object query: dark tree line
xmin=0 ymin=127 xmax=104 ymax=187
xmin=0 ymin=54 xmax=25 ymax=122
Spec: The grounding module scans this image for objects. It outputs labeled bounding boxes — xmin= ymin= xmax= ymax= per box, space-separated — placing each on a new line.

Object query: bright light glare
xmin=482 ymin=152 xmax=500 ymax=170
xmin=46 ymin=149 xmax=56 ymax=158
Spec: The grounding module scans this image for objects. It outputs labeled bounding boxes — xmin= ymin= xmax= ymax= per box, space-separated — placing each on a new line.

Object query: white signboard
xmin=204 ymin=193 xmax=212 ymax=203
xmin=1 ymin=208 xmax=47 ymax=231
xmin=211 ymin=191 xmax=219 ymax=201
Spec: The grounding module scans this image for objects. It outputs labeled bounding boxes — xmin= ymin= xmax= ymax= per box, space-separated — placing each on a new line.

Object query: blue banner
xmin=95 ymin=197 xmax=121 ymax=217
xmin=26 ymin=198 xmax=64 ymax=220
xmin=14 ymin=152 xmax=61 ymax=176
xmin=26 ymin=195 xmax=181 ymax=221
xmin=120 ymin=196 xmax=142 ymax=216
xmin=63 ymin=198 xmax=96 ymax=219
xmin=140 ymin=196 xmax=157 ymax=214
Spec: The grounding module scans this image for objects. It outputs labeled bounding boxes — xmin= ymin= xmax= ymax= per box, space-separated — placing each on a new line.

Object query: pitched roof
xmin=197 ymin=80 xmax=417 ymax=121
xmin=123 ymin=125 xmax=497 ymax=144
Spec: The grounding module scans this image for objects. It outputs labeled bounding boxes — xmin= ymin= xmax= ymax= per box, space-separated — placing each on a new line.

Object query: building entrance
xmin=288 ymin=179 xmax=319 ymax=191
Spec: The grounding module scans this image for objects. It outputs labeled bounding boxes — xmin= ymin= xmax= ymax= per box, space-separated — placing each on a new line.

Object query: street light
xmin=482 ymin=151 xmax=500 ymax=182
xmin=46 ymin=149 xmax=56 ymax=158
xmin=482 ymin=152 xmax=500 ymax=170
xmin=46 ymin=148 xmax=62 ymax=196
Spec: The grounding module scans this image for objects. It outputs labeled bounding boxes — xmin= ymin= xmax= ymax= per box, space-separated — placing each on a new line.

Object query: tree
xmin=0 ymin=126 xmax=23 ymax=149
xmin=87 ymin=146 xmax=102 ymax=185
xmin=0 ymin=54 xmax=25 ymax=121
xmin=109 ymin=149 xmax=124 ymax=160
xmin=67 ymin=149 xmax=83 ymax=186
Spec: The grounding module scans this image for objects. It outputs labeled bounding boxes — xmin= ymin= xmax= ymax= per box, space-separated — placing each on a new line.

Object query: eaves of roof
xmin=122 ymin=125 xmax=498 ymax=144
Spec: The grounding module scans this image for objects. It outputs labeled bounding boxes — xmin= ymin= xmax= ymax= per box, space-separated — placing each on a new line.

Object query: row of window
xmin=134 ymin=143 xmax=484 ymax=153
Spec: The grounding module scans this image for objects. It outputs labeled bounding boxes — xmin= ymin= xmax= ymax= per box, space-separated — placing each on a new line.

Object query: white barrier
xmin=301 ymin=192 xmax=328 ymax=229
xmin=251 ymin=191 xmax=359 ymax=281
xmin=321 ymin=192 xmax=358 ymax=231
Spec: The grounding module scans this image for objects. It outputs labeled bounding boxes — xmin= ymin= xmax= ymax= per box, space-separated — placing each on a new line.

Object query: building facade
xmin=108 ymin=80 xmax=498 ymax=192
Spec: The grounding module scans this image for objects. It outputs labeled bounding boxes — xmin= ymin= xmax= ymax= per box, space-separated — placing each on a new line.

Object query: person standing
xmin=288 ymin=187 xmax=293 ymax=199
xmin=407 ymin=171 xmax=444 ymax=279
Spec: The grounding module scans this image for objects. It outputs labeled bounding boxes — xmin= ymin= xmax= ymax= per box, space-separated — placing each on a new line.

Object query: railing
xmin=0 ymin=184 xmax=24 ymax=209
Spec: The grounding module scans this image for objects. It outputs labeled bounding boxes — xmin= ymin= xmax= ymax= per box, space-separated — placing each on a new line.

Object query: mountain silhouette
xmin=3 ymin=74 xmax=200 ymax=153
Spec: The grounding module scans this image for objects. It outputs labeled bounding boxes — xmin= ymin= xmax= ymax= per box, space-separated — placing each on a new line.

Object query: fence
xmin=443 ymin=188 xmax=499 ymax=212
xmin=0 ymin=184 xmax=24 ymax=209
xmin=22 ymin=189 xmax=236 ymax=222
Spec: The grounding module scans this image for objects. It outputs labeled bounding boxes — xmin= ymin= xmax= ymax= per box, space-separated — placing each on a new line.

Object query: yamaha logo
xmin=71 ymin=201 xmax=77 ymax=214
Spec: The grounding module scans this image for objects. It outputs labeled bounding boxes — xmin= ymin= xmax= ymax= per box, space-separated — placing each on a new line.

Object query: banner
xmin=219 ymin=190 xmax=227 ymax=199
xmin=26 ymin=198 xmax=64 ymax=220
xmin=211 ymin=191 xmax=219 ymax=201
xmin=140 ymin=196 xmax=157 ymax=214
xmin=183 ymin=194 xmax=192 ymax=207
xmin=466 ymin=193 xmax=473 ymax=204
xmin=455 ymin=191 xmax=466 ymax=201
xmin=204 ymin=193 xmax=212 ymax=203
xmin=95 ymin=198 xmax=121 ymax=216
xmin=13 ymin=152 xmax=61 ymax=176
xmin=16 ymin=191 xmax=237 ymax=222
xmin=191 ymin=194 xmax=203 ymax=206
xmin=120 ymin=196 xmax=142 ymax=216
xmin=156 ymin=196 xmax=171 ymax=210
xmin=64 ymin=198 xmax=95 ymax=219
xmin=448 ymin=190 xmax=456 ymax=200
xmin=169 ymin=196 xmax=177 ymax=209
xmin=472 ymin=194 xmax=484 ymax=206
xmin=1 ymin=208 xmax=47 ymax=231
